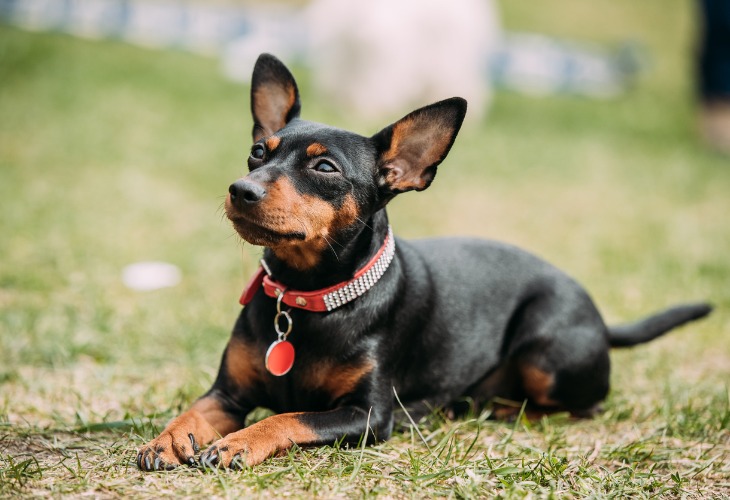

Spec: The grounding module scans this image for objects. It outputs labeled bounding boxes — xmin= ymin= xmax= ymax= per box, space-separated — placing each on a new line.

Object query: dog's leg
xmin=511 ymin=327 xmax=611 ymax=415
xmin=199 ymin=406 xmax=390 ymax=468
xmin=137 ymin=395 xmax=243 ymax=471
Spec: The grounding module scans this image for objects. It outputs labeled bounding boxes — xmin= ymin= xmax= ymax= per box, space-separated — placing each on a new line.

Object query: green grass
xmin=1 ymin=0 xmax=729 ymax=497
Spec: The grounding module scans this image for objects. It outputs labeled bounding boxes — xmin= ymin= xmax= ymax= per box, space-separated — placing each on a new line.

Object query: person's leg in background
xmin=698 ymin=0 xmax=730 ymax=155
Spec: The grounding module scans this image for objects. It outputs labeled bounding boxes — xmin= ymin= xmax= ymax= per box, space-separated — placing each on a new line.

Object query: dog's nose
xmin=229 ymin=179 xmax=267 ymax=205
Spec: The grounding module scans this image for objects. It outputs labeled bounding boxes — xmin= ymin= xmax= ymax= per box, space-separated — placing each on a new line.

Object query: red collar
xmin=239 ymin=226 xmax=395 ymax=312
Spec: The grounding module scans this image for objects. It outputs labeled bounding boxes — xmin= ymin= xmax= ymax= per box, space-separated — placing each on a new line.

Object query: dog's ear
xmin=251 ymin=54 xmax=301 ymax=142
xmin=372 ymin=98 xmax=467 ymax=195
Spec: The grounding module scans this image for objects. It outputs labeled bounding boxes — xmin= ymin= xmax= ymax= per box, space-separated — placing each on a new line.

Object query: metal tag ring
xmin=274 ymin=310 xmax=293 ymax=339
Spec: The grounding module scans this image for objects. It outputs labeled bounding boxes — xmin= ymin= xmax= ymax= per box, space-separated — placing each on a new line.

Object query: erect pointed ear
xmin=250 ymin=54 xmax=301 ymax=142
xmin=372 ymin=98 xmax=467 ymax=195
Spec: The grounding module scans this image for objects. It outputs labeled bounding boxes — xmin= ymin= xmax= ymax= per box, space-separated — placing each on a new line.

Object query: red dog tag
xmin=265 ymin=340 xmax=295 ymax=376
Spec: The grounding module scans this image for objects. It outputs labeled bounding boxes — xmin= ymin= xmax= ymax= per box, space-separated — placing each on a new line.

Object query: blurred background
xmin=0 ymin=0 xmax=728 ymax=428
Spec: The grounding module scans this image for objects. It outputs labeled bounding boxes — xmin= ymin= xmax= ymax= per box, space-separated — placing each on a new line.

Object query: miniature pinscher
xmin=137 ymin=54 xmax=712 ymax=471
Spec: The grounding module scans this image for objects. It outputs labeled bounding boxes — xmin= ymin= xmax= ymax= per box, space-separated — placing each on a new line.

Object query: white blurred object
xmin=303 ymin=0 xmax=501 ymax=122
xmin=122 ymin=261 xmax=181 ymax=291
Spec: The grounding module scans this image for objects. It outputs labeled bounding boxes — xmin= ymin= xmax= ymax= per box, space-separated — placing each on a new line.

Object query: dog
xmin=137 ymin=53 xmax=712 ymax=471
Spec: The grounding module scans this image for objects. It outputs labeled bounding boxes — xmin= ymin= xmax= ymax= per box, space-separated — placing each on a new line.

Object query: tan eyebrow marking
xmin=306 ymin=143 xmax=327 ymax=157
xmin=266 ymin=136 xmax=281 ymax=151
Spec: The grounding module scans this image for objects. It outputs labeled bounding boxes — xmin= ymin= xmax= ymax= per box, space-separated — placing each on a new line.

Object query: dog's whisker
xmin=322 ymin=234 xmax=340 ymax=262
xmin=355 ymin=216 xmax=374 ymax=232
xmin=292 ymin=214 xmax=309 ymax=236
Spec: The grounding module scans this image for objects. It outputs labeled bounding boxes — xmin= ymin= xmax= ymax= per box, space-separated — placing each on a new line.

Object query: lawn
xmin=1 ymin=0 xmax=729 ymax=497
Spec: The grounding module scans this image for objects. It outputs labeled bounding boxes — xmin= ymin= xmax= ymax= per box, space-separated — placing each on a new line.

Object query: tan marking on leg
xmin=224 ymin=336 xmax=262 ymax=388
xmin=520 ymin=365 xmax=559 ymax=407
xmin=491 ymin=402 xmax=561 ymax=421
xmin=189 ymin=397 xmax=242 ymax=439
xmin=306 ymin=142 xmax=327 ymax=156
xmin=205 ymin=413 xmax=317 ymax=467
xmin=303 ymin=360 xmax=374 ymax=403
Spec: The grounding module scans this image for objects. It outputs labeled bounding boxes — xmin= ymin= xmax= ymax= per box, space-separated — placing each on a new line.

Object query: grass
xmin=1 ymin=0 xmax=729 ymax=497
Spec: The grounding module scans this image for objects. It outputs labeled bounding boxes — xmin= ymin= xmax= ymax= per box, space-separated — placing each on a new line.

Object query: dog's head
xmin=225 ymin=54 xmax=466 ymax=270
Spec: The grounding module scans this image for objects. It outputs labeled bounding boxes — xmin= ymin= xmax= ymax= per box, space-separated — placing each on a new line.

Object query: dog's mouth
xmin=223 ymin=180 xmax=348 ymax=270
xmin=227 ymin=213 xmax=307 ymax=247
xmin=229 ymin=212 xmax=334 ymax=270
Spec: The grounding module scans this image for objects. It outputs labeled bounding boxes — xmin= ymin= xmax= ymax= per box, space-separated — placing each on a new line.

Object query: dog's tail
xmin=608 ymin=302 xmax=712 ymax=348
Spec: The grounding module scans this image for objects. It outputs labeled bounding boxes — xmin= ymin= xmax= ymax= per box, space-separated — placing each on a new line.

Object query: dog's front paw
xmin=199 ymin=433 xmax=272 ymax=469
xmin=137 ymin=430 xmax=200 ymax=471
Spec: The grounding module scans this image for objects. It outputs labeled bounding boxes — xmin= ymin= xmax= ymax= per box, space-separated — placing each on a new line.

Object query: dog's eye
xmin=313 ymin=160 xmax=338 ymax=173
xmin=250 ymin=144 xmax=265 ymax=160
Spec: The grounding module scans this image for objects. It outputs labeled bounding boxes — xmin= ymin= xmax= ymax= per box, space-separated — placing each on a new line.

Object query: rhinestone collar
xmin=239 ymin=226 xmax=395 ymax=312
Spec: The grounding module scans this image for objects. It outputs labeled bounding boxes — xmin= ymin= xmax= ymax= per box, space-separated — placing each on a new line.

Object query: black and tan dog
xmin=137 ymin=54 xmax=711 ymax=471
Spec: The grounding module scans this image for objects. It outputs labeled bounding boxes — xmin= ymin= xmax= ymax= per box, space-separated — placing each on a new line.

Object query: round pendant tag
xmin=265 ymin=340 xmax=295 ymax=376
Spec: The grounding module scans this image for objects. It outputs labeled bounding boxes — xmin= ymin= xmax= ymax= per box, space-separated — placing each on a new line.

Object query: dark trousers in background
xmin=698 ymin=0 xmax=730 ymax=101
xmin=697 ymin=0 xmax=730 ymax=154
